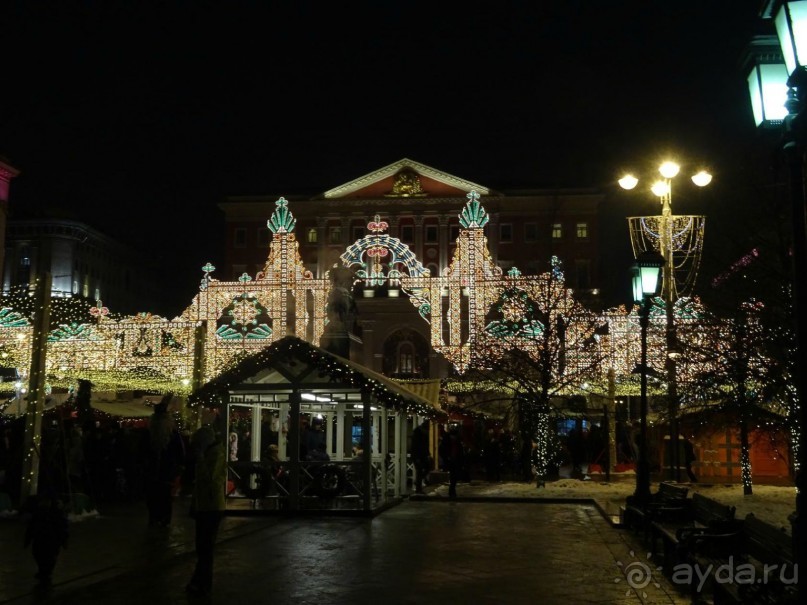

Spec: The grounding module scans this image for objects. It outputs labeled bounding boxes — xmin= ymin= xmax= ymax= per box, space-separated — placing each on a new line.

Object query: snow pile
xmin=428 ymin=479 xmax=797 ymax=532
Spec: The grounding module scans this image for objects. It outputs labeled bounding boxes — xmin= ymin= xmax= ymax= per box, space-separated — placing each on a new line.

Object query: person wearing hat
xmin=186 ymin=409 xmax=226 ymax=598
xmin=145 ymin=399 xmax=185 ymax=527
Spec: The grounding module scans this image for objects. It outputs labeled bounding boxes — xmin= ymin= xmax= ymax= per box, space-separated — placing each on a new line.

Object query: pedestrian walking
xmin=145 ymin=400 xmax=185 ymax=527
xmin=439 ymin=426 xmax=465 ymax=498
xmin=24 ymin=492 xmax=69 ymax=585
xmin=186 ymin=410 xmax=227 ymax=598
xmin=483 ymin=429 xmax=502 ymax=482
xmin=683 ymin=437 xmax=698 ymax=483
xmin=411 ymin=419 xmax=431 ymax=493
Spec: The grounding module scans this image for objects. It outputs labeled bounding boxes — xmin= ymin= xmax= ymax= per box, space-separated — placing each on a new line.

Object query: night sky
xmin=1 ymin=1 xmax=775 ymax=314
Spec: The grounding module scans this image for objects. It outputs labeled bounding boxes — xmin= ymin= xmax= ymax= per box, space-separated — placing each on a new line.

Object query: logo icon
xmin=615 ymin=550 xmax=663 ymax=598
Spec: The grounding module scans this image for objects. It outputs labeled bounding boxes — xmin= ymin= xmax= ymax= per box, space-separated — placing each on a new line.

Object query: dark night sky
xmin=0 ymin=1 xmax=776 ymax=314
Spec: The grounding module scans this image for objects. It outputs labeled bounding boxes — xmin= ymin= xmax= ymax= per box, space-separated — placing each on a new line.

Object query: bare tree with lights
xmin=450 ymin=258 xmax=607 ymax=486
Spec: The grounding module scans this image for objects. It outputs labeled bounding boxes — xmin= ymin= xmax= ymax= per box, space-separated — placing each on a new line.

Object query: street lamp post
xmin=631 ymin=251 xmax=664 ymax=506
xmin=746 ymin=1 xmax=807 ymax=594
xmin=620 ymin=161 xmax=711 ymax=482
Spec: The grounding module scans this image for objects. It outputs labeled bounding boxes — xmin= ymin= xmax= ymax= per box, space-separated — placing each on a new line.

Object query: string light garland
xmin=0 ymin=193 xmax=796 ymax=484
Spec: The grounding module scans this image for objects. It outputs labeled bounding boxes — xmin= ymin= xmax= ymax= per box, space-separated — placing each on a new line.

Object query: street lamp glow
xmin=651 ymin=180 xmax=670 ymax=197
xmin=631 ymin=251 xmax=664 ymax=303
xmin=659 ymin=161 xmax=680 ymax=179
xmin=618 ymin=174 xmax=639 ymax=190
xmin=773 ymin=0 xmax=807 ymax=75
xmin=691 ymin=170 xmax=713 ymax=187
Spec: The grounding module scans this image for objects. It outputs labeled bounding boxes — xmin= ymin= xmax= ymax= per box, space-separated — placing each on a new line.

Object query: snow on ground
xmin=428 ymin=477 xmax=797 ymax=532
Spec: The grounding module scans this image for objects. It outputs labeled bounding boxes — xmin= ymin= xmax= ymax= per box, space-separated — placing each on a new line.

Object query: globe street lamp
xmin=631 ymin=251 xmax=664 ymax=506
xmin=746 ymin=1 xmax=807 ymax=591
xmin=620 ymin=160 xmax=711 ymax=482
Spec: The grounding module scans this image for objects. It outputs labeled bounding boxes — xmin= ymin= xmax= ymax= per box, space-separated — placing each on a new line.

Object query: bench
xmin=623 ymin=482 xmax=690 ymax=541
xmin=706 ymin=514 xmax=796 ymax=604
xmin=650 ymin=492 xmax=737 ymax=571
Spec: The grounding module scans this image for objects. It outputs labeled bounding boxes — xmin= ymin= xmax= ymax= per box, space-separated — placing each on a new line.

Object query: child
xmin=24 ymin=493 xmax=69 ymax=584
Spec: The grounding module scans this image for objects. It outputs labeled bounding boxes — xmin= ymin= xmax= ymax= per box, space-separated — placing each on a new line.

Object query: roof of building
xmin=190 ymin=336 xmax=444 ymax=418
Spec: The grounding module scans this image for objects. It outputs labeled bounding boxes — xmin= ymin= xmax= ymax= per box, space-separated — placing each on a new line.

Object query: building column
xmin=487 ymin=211 xmax=500 ymax=265
xmin=438 ymin=215 xmax=449 ymax=274
xmin=316 ymin=218 xmax=327 ymax=277
xmin=335 ymin=402 xmax=345 ymax=461
xmin=414 ymin=216 xmax=424 ymax=265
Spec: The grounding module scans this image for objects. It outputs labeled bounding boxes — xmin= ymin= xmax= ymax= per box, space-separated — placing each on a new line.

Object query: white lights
xmin=651 ymin=180 xmax=671 ymax=197
xmin=619 ymin=161 xmax=711 ymax=199
xmin=659 ymin=161 xmax=680 ymax=179
xmin=618 ymin=174 xmax=639 ymax=190
xmin=691 ymin=171 xmax=713 ymax=187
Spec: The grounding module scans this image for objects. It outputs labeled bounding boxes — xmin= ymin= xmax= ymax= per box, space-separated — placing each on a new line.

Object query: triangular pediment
xmin=322 ymin=158 xmax=491 ymax=199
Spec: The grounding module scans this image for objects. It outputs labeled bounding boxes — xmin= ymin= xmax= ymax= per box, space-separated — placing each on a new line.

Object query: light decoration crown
xmin=458 ymin=190 xmax=489 ymax=229
xmin=267 ymin=197 xmax=296 ymax=234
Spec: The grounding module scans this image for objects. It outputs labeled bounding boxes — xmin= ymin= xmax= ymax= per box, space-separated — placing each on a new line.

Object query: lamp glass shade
xmin=631 ymin=266 xmax=644 ymax=304
xmin=747 ymin=62 xmax=789 ymax=126
xmin=775 ymin=1 xmax=807 ymax=75
xmin=632 ymin=251 xmax=664 ymax=302
xmin=651 ymin=180 xmax=670 ymax=197
xmin=658 ymin=161 xmax=680 ymax=179
xmin=618 ymin=174 xmax=638 ymax=190
xmin=639 ymin=264 xmax=662 ymax=298
xmin=691 ymin=171 xmax=713 ymax=187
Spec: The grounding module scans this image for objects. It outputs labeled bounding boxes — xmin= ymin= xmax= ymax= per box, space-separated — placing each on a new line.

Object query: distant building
xmin=3 ymin=218 xmax=159 ymax=315
xmin=218 ymin=159 xmax=605 ymax=378
xmin=0 ymin=158 xmax=20 ymax=280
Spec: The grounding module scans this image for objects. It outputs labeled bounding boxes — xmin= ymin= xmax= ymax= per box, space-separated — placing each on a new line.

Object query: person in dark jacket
xmin=439 ymin=426 xmax=465 ymax=499
xmin=186 ymin=411 xmax=227 ymax=598
xmin=411 ymin=419 xmax=431 ymax=493
xmin=145 ymin=401 xmax=185 ymax=527
xmin=24 ymin=493 xmax=69 ymax=585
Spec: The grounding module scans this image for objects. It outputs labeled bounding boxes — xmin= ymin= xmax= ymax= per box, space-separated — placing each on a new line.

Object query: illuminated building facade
xmin=219 ymin=159 xmax=604 ymax=378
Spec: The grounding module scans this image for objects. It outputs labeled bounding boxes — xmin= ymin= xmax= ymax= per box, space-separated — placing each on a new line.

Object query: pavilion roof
xmin=190 ymin=336 xmax=442 ymax=418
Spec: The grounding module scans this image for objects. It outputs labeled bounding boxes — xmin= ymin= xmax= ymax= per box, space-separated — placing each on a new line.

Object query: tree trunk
xmin=740 ymin=413 xmax=753 ymax=496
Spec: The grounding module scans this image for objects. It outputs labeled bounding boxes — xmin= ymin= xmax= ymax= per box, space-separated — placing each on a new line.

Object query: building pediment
xmin=322 ymin=158 xmax=491 ymax=199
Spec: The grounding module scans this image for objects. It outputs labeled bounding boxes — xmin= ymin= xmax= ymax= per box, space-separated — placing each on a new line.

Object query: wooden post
xmin=20 ymin=272 xmax=51 ymax=502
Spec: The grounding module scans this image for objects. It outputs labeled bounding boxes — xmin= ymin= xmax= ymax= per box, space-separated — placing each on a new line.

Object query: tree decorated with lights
xmin=442 ymin=256 xmax=607 ymax=485
xmin=678 ymin=299 xmax=785 ymax=495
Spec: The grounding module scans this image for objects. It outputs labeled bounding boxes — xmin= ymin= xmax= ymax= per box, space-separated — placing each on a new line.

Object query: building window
xmin=576 ymin=222 xmax=589 ymax=239
xmin=308 ymin=228 xmax=318 ymax=243
xmin=500 ymin=224 xmax=513 ymax=243
xmin=257 ymin=227 xmax=271 ymax=247
xmin=425 ymin=225 xmax=438 ymax=243
xmin=94 ymin=288 xmax=101 ymax=301
xmin=398 ymin=342 xmax=415 ymax=375
xmin=552 ymin=223 xmax=563 ymax=239
xmin=234 ymin=228 xmax=247 ymax=248
xmin=525 ymin=223 xmax=538 ymax=242
xmin=449 ymin=225 xmax=460 ymax=242
xmin=329 ymin=226 xmax=342 ymax=244
xmin=401 ymin=225 xmax=414 ymax=244
xmin=72 ymin=281 xmax=79 ymax=295
xmin=352 ymin=225 xmax=365 ymax=241
xmin=82 ymin=283 xmax=89 ymax=298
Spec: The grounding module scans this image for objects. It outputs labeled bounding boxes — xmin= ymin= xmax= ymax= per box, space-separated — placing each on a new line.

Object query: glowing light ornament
xmin=181 ymin=197 xmax=330 ymax=379
xmin=89 ymin=299 xmax=109 ymax=321
xmin=341 ymin=214 xmax=429 ymax=294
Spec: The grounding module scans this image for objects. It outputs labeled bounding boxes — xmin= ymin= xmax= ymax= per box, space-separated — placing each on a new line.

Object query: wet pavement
xmin=0 ymin=492 xmax=689 ymax=605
